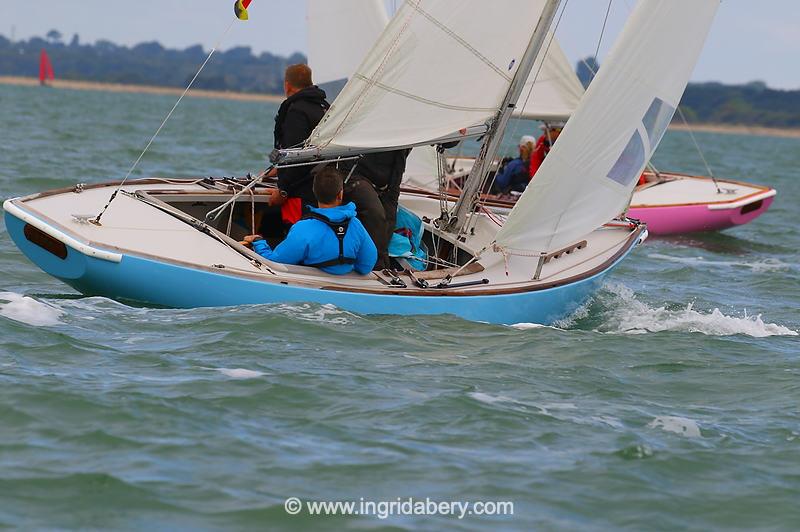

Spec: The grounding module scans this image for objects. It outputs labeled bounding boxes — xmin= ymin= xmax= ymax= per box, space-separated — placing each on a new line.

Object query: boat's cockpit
xmin=142 ymin=181 xmax=485 ymax=281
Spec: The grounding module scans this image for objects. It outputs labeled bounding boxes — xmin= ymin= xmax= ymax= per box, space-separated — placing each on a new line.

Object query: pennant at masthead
xmin=234 ymin=0 xmax=253 ymax=20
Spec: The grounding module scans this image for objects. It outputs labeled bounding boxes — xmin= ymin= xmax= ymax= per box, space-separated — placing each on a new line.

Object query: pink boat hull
xmin=627 ymin=196 xmax=775 ymax=235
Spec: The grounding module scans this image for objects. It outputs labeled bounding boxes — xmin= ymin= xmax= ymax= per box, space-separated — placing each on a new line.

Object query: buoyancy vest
xmin=300 ymin=211 xmax=357 ymax=269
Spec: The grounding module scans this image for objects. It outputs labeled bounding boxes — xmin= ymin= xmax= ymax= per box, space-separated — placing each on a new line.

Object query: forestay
xmin=305 ymin=0 xmax=549 ymax=153
xmin=496 ymin=0 xmax=720 ymax=254
xmin=307 ymin=0 xmax=389 ymax=101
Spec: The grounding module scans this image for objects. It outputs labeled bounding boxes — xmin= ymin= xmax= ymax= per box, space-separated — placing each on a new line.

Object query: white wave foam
xmin=510 ymin=322 xmax=546 ymax=330
xmin=553 ymin=299 xmax=592 ymax=328
xmin=599 ymin=283 xmax=798 ymax=337
xmin=648 ymin=416 xmax=702 ymax=438
xmin=510 ymin=301 xmax=591 ymax=330
xmin=508 ymin=322 xmax=567 ymax=331
xmin=647 ymin=253 xmax=792 ymax=273
xmin=469 ymin=392 xmax=584 ymax=418
xmin=213 ymin=368 xmax=265 ymax=379
xmin=0 ymin=292 xmax=63 ymax=327
xmin=469 ymin=392 xmax=516 ymax=405
xmin=273 ymin=302 xmax=356 ymax=325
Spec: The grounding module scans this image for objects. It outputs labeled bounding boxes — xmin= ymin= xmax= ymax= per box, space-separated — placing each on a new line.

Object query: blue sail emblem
xmin=607 ymin=97 xmax=676 ymax=186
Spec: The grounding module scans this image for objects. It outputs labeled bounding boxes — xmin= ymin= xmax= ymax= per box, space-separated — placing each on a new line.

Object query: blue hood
xmin=308 ymin=202 xmax=357 ymax=223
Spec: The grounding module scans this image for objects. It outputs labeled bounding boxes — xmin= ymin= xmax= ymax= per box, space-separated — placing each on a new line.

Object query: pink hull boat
xmin=426 ymin=158 xmax=777 ymax=236
xmin=627 ymin=172 xmax=777 ymax=235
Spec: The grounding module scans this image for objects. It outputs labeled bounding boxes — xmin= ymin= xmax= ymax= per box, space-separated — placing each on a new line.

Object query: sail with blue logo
xmin=496 ymin=0 xmax=719 ymax=254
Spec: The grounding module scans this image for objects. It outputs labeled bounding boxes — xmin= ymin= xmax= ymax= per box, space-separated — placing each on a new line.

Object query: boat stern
xmin=4 ymin=198 xmax=122 ymax=287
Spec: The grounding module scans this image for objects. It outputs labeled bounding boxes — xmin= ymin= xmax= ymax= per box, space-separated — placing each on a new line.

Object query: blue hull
xmin=5 ymin=211 xmax=636 ymax=325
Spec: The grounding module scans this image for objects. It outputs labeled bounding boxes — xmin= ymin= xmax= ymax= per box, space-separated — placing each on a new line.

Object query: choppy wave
xmin=648 ymin=416 xmax=702 ymax=438
xmin=595 ymin=283 xmax=798 ymax=337
xmin=0 ymin=292 xmax=63 ymax=327
xmin=647 ymin=253 xmax=793 ymax=273
xmin=206 ymin=367 xmax=266 ymax=379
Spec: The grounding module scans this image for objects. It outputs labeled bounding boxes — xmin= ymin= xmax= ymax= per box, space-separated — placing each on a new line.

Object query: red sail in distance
xmin=39 ymin=49 xmax=55 ymax=85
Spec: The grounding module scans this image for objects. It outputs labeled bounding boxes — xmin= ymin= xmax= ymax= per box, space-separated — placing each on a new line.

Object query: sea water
xmin=0 ymin=84 xmax=798 ymax=530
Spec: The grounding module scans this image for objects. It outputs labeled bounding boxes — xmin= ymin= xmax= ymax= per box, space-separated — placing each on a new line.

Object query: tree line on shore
xmin=2 ymin=31 xmax=799 ymax=128
xmin=0 ymin=31 xmax=303 ymax=94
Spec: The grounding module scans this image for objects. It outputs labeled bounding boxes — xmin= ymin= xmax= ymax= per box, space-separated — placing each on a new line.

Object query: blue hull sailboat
xmin=4 ymin=0 xmax=719 ymax=325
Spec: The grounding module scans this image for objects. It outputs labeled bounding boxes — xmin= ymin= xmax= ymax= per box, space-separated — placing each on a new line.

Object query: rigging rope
xmin=594 ymin=0 xmax=614 ymax=63
xmin=676 ymin=106 xmax=723 ymax=193
xmin=468 ymin=0 xmax=571 ymax=237
xmin=91 ymin=20 xmax=237 ymax=225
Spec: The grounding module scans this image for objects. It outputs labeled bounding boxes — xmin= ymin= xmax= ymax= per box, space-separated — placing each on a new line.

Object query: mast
xmin=447 ymin=0 xmax=562 ymax=235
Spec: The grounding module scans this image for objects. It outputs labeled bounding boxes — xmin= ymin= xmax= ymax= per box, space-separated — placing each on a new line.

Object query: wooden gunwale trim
xmin=319 ymin=225 xmax=645 ymax=296
xmin=630 ymin=187 xmax=775 ymax=209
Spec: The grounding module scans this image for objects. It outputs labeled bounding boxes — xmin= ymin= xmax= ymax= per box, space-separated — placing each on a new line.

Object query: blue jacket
xmin=494 ymin=158 xmax=529 ymax=190
xmin=251 ymin=202 xmax=377 ymax=275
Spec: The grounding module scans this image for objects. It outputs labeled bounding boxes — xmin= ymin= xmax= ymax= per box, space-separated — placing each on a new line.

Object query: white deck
xmin=9 ymin=179 xmax=641 ymax=294
xmin=631 ymin=173 xmax=775 ymax=208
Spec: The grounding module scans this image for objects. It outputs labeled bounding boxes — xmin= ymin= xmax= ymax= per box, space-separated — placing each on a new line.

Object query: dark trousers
xmin=344 ymin=176 xmax=400 ymax=270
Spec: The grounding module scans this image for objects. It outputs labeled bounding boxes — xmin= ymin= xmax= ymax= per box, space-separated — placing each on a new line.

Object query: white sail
xmin=306 ymin=0 xmax=550 ymax=153
xmin=307 ymin=0 xmax=389 ymax=101
xmin=496 ymin=0 xmax=719 ymax=253
xmin=402 ymin=36 xmax=584 ymax=191
xmin=403 ymin=146 xmax=441 ymax=190
xmin=516 ymin=34 xmax=584 ymax=121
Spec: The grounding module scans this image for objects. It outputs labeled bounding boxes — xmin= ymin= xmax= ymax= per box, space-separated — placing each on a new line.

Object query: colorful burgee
xmin=234 ymin=0 xmax=253 ymax=20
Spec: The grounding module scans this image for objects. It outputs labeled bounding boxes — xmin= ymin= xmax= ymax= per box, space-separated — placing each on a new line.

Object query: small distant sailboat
xmin=4 ymin=0 xmax=720 ymax=325
xmin=39 ymin=49 xmax=55 ymax=87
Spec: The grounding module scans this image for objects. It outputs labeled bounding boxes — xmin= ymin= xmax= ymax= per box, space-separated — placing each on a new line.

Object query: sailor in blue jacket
xmin=245 ymin=166 xmax=378 ymax=275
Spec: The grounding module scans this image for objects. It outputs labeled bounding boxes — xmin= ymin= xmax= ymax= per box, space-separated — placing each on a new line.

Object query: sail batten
xmin=495 ymin=0 xmax=720 ymax=254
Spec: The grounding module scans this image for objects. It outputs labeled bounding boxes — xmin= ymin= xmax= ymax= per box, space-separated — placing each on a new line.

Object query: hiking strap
xmin=300 ymin=211 xmax=357 ymax=268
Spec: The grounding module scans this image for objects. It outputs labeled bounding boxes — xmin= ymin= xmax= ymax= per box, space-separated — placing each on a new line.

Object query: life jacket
xmin=300 ymin=211 xmax=357 ymax=269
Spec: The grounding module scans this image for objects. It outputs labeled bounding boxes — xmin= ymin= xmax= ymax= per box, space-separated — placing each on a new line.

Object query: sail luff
xmin=495 ymin=0 xmax=720 ymax=254
xmin=448 ymin=0 xmax=562 ymax=234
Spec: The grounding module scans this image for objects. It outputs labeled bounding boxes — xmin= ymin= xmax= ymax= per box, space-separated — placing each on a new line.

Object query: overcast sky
xmin=6 ymin=1 xmax=800 ymax=89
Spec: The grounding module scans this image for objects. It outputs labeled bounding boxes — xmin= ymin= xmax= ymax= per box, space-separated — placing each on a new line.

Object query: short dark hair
xmin=285 ymin=64 xmax=313 ymax=90
xmin=313 ymin=166 xmax=344 ymax=204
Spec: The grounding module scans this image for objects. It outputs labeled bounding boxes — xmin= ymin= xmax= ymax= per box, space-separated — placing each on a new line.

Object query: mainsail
xmin=495 ymin=0 xmax=720 ymax=254
xmin=307 ymin=0 xmax=389 ymax=101
xmin=297 ymin=0 xmax=551 ymax=156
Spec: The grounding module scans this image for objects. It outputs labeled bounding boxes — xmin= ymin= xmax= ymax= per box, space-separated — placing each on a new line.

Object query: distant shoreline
xmin=0 ymin=76 xmax=284 ymax=104
xmin=3 ymin=75 xmax=800 ymax=139
xmin=667 ymin=123 xmax=800 ymax=139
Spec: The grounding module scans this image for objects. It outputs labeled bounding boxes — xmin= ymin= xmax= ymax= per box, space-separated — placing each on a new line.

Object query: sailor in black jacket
xmin=341 ymin=149 xmax=411 ymax=270
xmin=270 ymin=64 xmax=330 ymax=208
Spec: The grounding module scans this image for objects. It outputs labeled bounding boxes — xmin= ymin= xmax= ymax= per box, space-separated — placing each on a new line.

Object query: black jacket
xmin=343 ymin=149 xmax=411 ymax=191
xmin=274 ymin=85 xmax=330 ymax=203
